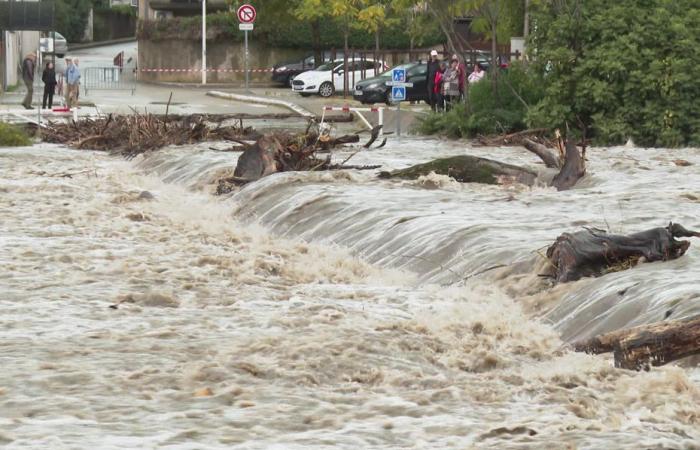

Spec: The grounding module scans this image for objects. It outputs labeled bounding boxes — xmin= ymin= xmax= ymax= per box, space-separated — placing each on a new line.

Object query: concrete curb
xmin=69 ymin=38 xmax=137 ymax=51
xmin=206 ymin=90 xmax=315 ymax=118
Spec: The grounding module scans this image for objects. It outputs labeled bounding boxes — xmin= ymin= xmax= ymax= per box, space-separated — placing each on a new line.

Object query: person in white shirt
xmin=468 ymin=63 xmax=486 ymax=83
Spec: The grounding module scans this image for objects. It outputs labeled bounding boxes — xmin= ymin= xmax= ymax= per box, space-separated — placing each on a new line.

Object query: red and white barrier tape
xmin=324 ymin=106 xmax=382 ymax=113
xmin=138 ymin=68 xmax=274 ymax=73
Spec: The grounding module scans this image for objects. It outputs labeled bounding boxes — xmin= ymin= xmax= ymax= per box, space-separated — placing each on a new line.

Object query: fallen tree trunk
xmin=573 ymin=317 xmax=700 ymax=370
xmin=551 ymin=140 xmax=586 ymax=191
xmin=523 ymin=138 xmax=561 ymax=169
xmin=546 ymin=223 xmax=700 ymax=283
xmin=377 ymin=155 xmax=538 ymax=186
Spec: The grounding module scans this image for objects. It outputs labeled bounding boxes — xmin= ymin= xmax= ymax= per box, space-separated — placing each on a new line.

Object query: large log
xmin=573 ymin=317 xmax=700 ymax=370
xmin=546 ymin=223 xmax=699 ymax=283
xmin=551 ymin=140 xmax=586 ymax=191
xmin=523 ymin=138 xmax=561 ymax=169
xmin=377 ymin=155 xmax=538 ymax=186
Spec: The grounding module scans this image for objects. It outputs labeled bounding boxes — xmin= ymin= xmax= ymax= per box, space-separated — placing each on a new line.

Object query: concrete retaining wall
xmin=137 ymin=39 xmax=306 ymax=84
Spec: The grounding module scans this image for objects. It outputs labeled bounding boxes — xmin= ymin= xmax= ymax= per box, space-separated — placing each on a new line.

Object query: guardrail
xmin=82 ymin=66 xmax=136 ymax=95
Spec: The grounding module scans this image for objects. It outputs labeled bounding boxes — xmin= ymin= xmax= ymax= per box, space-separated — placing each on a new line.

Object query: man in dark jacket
xmin=426 ymin=50 xmax=441 ymax=112
xmin=22 ymin=53 xmax=37 ymax=109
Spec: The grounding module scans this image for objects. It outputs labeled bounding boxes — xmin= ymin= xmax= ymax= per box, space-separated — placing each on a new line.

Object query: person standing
xmin=433 ymin=62 xmax=446 ymax=112
xmin=42 ymin=62 xmax=57 ymax=110
xmin=442 ymin=58 xmax=460 ymax=111
xmin=468 ymin=63 xmax=486 ymax=83
xmin=21 ymin=53 xmax=37 ymax=109
xmin=65 ymin=57 xmax=81 ymax=109
xmin=426 ymin=50 xmax=441 ymax=112
xmin=452 ymin=54 xmax=466 ymax=101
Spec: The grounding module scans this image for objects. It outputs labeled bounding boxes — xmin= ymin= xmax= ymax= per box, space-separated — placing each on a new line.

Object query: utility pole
xmin=202 ymin=0 xmax=206 ymax=85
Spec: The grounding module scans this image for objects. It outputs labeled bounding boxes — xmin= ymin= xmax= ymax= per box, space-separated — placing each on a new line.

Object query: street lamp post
xmin=202 ymin=0 xmax=206 ymax=84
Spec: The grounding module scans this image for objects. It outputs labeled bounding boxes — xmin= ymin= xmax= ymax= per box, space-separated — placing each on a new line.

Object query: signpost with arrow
xmin=237 ymin=4 xmax=257 ymax=90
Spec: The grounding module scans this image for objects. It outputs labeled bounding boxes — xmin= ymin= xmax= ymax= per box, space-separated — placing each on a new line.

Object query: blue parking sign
xmin=391 ymin=86 xmax=406 ymax=101
xmin=392 ymin=68 xmax=406 ymax=83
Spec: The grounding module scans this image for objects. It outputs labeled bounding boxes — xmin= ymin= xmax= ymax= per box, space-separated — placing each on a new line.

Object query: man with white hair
xmin=426 ymin=49 xmax=441 ymax=111
xmin=65 ymin=56 xmax=81 ymax=109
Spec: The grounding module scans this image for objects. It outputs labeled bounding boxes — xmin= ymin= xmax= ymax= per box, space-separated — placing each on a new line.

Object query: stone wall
xmin=137 ymin=39 xmax=306 ymax=84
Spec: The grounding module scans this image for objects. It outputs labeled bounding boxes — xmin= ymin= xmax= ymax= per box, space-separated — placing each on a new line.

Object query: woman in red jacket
xmin=433 ymin=62 xmax=446 ymax=112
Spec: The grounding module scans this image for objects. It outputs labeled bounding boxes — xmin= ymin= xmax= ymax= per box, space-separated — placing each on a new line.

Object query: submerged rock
xmin=378 ymin=155 xmax=538 ymax=186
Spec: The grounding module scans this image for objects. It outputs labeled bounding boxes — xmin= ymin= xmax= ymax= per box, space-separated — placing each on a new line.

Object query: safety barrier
xmin=322 ymin=105 xmax=384 ymax=135
xmin=139 ymin=68 xmax=274 ymax=73
xmin=82 ymin=66 xmax=136 ymax=95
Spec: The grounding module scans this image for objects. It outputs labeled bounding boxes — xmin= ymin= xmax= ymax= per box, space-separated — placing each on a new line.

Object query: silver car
xmin=45 ymin=31 xmax=68 ymax=58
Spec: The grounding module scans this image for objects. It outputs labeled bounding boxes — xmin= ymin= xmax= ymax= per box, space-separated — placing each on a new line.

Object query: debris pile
xmin=42 ymin=113 xmax=258 ymax=158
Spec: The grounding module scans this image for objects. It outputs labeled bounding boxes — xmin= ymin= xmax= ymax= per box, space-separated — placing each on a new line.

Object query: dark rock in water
xmin=378 ymin=155 xmax=538 ymax=186
xmin=138 ymin=191 xmax=155 ymax=201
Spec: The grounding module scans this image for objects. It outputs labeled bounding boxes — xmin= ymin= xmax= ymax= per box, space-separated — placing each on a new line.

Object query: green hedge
xmin=0 ymin=123 xmax=31 ymax=146
xmin=418 ymin=63 xmax=545 ymax=138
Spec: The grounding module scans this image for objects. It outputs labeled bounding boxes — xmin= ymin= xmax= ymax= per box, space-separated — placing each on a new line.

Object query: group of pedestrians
xmin=21 ymin=53 xmax=81 ymax=110
xmin=426 ymin=50 xmax=486 ymax=112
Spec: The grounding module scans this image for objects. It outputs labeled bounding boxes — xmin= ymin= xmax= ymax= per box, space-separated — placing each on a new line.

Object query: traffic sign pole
xmin=237 ymin=4 xmax=256 ymax=92
xmin=244 ymin=30 xmax=249 ymax=90
xmin=396 ymin=101 xmax=401 ymax=138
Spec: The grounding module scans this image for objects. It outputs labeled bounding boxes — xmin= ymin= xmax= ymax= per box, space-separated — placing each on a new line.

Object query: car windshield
xmin=315 ymin=62 xmax=339 ymax=71
xmin=378 ymin=63 xmax=416 ymax=78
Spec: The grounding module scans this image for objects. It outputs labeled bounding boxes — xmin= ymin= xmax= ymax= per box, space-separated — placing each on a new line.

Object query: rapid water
xmin=1 ymin=139 xmax=698 ymax=449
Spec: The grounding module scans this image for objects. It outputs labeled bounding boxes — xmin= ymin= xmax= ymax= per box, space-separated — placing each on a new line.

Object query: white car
xmin=291 ymin=59 xmax=384 ymax=97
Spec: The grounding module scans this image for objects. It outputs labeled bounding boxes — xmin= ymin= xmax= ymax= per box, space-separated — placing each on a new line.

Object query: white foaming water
xmin=1 ymin=140 xmax=698 ymax=449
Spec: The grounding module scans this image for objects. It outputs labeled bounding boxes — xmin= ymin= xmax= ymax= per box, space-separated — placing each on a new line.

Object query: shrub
xmin=417 ymin=63 xmax=544 ymax=138
xmin=528 ymin=0 xmax=700 ymax=147
xmin=0 ymin=123 xmax=31 ymax=146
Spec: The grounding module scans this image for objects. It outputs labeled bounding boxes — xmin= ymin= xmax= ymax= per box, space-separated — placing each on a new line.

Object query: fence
xmin=82 ymin=66 xmax=136 ymax=95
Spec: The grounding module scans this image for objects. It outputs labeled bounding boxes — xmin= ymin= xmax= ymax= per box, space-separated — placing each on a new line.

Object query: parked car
xmin=291 ymin=59 xmax=385 ymax=97
xmin=272 ymin=51 xmax=360 ymax=86
xmin=353 ymin=62 xmax=429 ymax=105
xmin=42 ymin=31 xmax=67 ymax=58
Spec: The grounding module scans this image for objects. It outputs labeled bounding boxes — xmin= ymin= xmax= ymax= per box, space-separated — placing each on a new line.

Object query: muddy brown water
xmin=1 ymin=139 xmax=699 ymax=449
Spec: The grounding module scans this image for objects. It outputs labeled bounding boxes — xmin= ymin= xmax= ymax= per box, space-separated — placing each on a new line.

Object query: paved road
xmin=2 ymin=41 xmax=429 ymax=133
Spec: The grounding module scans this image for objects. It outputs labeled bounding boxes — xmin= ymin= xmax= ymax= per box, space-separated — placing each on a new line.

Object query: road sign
xmin=39 ymin=37 xmax=53 ymax=53
xmin=239 ymin=23 xmax=254 ymax=30
xmin=392 ymin=68 xmax=406 ymax=83
xmin=391 ymin=86 xmax=406 ymax=101
xmin=237 ymin=4 xmax=257 ymax=23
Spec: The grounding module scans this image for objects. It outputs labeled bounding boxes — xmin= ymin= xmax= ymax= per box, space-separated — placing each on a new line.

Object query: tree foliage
xmin=528 ymin=0 xmax=700 ymax=147
xmin=54 ymin=0 xmax=93 ymax=43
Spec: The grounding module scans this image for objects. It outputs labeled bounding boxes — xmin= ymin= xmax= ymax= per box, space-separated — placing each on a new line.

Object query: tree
xmin=528 ymin=0 xmax=700 ymax=147
xmin=294 ymin=0 xmax=332 ymax=67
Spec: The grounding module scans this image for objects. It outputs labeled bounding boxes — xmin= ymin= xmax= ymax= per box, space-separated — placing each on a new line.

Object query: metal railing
xmin=82 ymin=66 xmax=136 ymax=95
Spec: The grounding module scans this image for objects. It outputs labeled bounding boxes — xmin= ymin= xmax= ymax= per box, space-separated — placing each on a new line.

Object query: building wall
xmin=3 ymin=31 xmax=22 ymax=89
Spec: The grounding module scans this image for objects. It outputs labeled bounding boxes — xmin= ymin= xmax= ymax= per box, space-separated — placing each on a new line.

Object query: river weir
xmin=1 ymin=138 xmax=699 ymax=448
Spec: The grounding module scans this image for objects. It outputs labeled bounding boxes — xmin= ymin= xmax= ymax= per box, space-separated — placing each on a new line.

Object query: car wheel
xmin=319 ymin=82 xmax=335 ymax=98
xmin=56 ymin=53 xmax=64 ymax=58
xmin=385 ymin=91 xmax=395 ymax=106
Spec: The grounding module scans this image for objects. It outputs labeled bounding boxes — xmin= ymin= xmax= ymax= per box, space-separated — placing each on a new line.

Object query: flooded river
xmin=1 ymin=138 xmax=698 ymax=449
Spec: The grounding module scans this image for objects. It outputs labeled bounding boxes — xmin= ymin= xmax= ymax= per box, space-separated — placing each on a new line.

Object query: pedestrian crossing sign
xmin=391 ymin=86 xmax=406 ymax=101
xmin=392 ymin=68 xmax=406 ymax=83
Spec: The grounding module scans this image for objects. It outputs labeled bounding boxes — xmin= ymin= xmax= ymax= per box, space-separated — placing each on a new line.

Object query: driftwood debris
xmin=378 ymin=155 xmax=538 ymax=186
xmin=42 ymin=113 xmax=258 ymax=158
xmin=546 ymin=223 xmax=700 ymax=283
xmin=215 ymin=127 xmax=383 ymax=193
xmin=574 ymin=317 xmax=700 ymax=370
xmin=522 ymin=136 xmax=586 ymax=191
